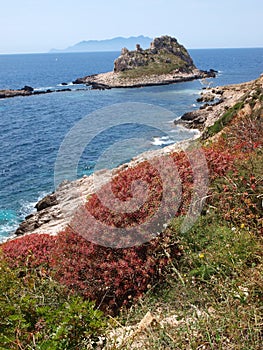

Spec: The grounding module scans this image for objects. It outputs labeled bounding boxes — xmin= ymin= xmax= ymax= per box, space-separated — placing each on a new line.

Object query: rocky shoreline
xmin=0 ymin=85 xmax=77 ymax=99
xmin=72 ymin=69 xmax=217 ymax=90
xmin=14 ymin=138 xmax=194 ymax=237
xmin=175 ymin=76 xmax=263 ymax=132
xmin=0 ymin=69 xmax=217 ymax=99
xmin=12 ymin=74 xmax=263 ymax=239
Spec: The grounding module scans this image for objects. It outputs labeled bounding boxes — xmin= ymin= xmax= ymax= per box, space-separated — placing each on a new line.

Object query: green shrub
xmin=0 ymin=256 xmax=106 ymax=350
xmin=205 ymin=101 xmax=245 ymax=138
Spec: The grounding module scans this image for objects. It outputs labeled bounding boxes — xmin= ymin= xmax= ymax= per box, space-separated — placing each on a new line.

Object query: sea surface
xmin=0 ymin=48 xmax=262 ymax=240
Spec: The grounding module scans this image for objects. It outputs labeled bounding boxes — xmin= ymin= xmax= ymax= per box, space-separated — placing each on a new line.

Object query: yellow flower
xmin=198 ymin=253 xmax=205 ymax=259
xmin=240 ymin=223 xmax=245 ymax=229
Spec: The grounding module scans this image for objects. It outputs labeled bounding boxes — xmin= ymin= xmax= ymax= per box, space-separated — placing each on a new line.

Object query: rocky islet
xmin=0 ymin=36 xmax=217 ymax=97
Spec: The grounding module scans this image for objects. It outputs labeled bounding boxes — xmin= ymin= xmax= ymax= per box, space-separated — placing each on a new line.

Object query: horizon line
xmin=1 ymin=46 xmax=263 ymax=55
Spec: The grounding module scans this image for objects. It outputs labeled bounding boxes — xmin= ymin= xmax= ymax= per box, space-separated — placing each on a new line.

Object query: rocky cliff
xmin=114 ymin=36 xmax=196 ymax=74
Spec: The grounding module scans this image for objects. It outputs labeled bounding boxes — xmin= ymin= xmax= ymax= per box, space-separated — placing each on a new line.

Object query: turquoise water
xmin=0 ymin=48 xmax=262 ymax=240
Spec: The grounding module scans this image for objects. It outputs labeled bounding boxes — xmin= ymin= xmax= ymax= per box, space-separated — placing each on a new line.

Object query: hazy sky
xmin=1 ymin=0 xmax=263 ymax=54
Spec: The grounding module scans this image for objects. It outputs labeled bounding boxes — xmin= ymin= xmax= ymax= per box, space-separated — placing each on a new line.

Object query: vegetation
xmin=0 ymin=81 xmax=262 ymax=348
xmin=204 ymin=101 xmax=245 ymax=138
xmin=105 ymin=100 xmax=263 ymax=349
xmin=115 ymin=36 xmax=194 ymax=79
xmin=0 ymin=256 xmax=106 ymax=350
xmin=120 ymin=52 xmax=188 ymax=79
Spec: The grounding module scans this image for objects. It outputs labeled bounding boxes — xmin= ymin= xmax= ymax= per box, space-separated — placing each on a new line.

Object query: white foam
xmin=19 ymin=200 xmax=37 ymax=217
xmin=151 ymin=136 xmax=175 ymax=146
xmin=0 ymin=193 xmax=48 ymax=242
xmin=34 ymin=86 xmax=54 ymax=91
xmin=169 ymin=89 xmax=199 ymax=95
xmin=0 ymin=211 xmax=19 ymax=242
xmin=57 ymin=82 xmax=74 ymax=87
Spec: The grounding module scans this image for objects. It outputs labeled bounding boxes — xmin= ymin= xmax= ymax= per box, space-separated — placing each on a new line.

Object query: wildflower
xmin=198 ymin=253 xmax=205 ymax=259
xmin=240 ymin=223 xmax=245 ymax=229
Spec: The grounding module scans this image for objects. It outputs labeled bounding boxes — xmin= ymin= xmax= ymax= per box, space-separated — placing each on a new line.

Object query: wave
xmin=18 ymin=199 xmax=37 ymax=218
xmin=34 ymin=86 xmax=55 ymax=91
xmin=168 ymin=89 xmax=199 ymax=95
xmin=0 ymin=194 xmax=46 ymax=241
xmin=151 ymin=136 xmax=175 ymax=146
xmin=57 ymin=82 xmax=74 ymax=87
xmin=0 ymin=209 xmax=19 ymax=241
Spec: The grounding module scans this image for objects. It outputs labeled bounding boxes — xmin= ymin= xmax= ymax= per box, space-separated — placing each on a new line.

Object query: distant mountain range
xmin=49 ymin=36 xmax=153 ymax=53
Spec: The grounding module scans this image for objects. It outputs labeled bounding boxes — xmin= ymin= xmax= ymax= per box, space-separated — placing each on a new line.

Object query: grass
xmin=104 ymin=139 xmax=263 ymax=349
xmin=0 ymin=256 xmax=106 ymax=349
xmin=107 ymin=217 xmax=262 ymax=349
xmin=0 ymin=78 xmax=262 ymax=349
xmin=120 ymin=52 xmax=188 ymax=79
xmin=204 ymin=101 xmax=245 ymax=138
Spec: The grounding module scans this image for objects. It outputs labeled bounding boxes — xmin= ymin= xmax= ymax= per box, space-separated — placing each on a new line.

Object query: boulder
xmin=55 ymin=88 xmax=72 ymax=92
xmin=35 ymin=193 xmax=58 ymax=211
xmin=197 ymin=92 xmax=216 ymax=103
xmin=22 ymin=85 xmax=34 ymax=92
xmin=89 ymin=82 xmax=111 ymax=90
xmin=176 ymin=109 xmax=208 ymax=129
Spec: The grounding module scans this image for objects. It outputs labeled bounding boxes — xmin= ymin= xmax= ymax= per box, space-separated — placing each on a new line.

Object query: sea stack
xmin=113 ymin=35 xmax=196 ymax=74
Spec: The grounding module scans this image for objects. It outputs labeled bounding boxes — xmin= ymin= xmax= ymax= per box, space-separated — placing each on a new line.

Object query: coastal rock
xmin=197 ymin=92 xmax=216 ymax=103
xmin=55 ymin=88 xmax=72 ymax=92
xmin=88 ymin=82 xmax=111 ymax=90
xmin=35 ymin=193 xmax=58 ymax=211
xmin=176 ymin=110 xmax=209 ymax=129
xmin=174 ymin=76 xmax=263 ymax=132
xmin=0 ymin=88 xmax=33 ymax=98
xmin=114 ymin=35 xmax=196 ymax=73
xmin=22 ymin=85 xmax=34 ymax=92
xmin=196 ymin=86 xmax=224 ymax=103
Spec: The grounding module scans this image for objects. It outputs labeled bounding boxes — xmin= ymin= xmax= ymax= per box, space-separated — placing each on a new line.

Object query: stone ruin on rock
xmin=114 ymin=35 xmax=196 ymax=74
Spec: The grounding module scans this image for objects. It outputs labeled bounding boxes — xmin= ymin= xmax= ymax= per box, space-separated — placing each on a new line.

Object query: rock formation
xmin=0 ymin=86 xmax=74 ymax=99
xmin=114 ymin=36 xmax=196 ymax=73
xmin=74 ymin=35 xmax=216 ymax=89
xmin=175 ymin=74 xmax=263 ymax=131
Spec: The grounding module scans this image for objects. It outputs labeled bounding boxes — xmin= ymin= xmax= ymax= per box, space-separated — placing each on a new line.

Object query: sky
xmin=1 ymin=0 xmax=263 ymax=54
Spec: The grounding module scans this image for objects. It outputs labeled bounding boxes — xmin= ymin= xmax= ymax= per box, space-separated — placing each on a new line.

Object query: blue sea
xmin=0 ymin=48 xmax=262 ymax=240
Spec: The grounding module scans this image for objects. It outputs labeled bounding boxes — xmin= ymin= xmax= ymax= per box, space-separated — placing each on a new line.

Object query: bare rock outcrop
xmin=175 ymin=74 xmax=263 ymax=132
xmin=114 ymin=35 xmax=196 ymax=73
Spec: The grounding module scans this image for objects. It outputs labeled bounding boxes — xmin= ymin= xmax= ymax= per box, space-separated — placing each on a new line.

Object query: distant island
xmin=73 ymin=35 xmax=217 ymax=89
xmin=49 ymin=35 xmax=152 ymax=53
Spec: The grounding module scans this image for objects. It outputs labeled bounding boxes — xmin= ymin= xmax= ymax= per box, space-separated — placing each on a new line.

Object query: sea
xmin=0 ymin=48 xmax=262 ymax=240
